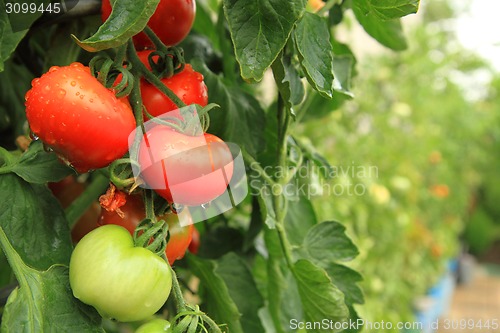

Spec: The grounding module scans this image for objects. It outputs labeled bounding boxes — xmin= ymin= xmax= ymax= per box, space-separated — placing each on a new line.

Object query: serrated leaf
xmin=187 ymin=254 xmax=244 ymax=333
xmin=358 ymin=0 xmax=420 ymax=20
xmin=8 ymin=141 xmax=74 ymax=183
xmin=293 ymin=260 xmax=349 ymax=332
xmin=216 ymin=253 xmax=265 ymax=333
xmin=73 ymin=0 xmax=160 ymax=52
xmin=223 ymin=0 xmax=307 ymax=81
xmin=324 ymin=263 xmax=364 ymax=305
xmin=0 ymin=174 xmax=72 ymax=270
xmin=0 ymin=228 xmax=103 ymax=333
xmin=272 ymin=54 xmax=305 ymax=110
xmin=285 ymin=195 xmax=317 ymax=247
xmin=294 ymin=13 xmax=335 ymax=98
xmin=192 ymin=60 xmax=266 ymax=158
xmin=352 ymin=0 xmax=408 ymax=50
xmin=300 ymin=221 xmax=359 ymax=264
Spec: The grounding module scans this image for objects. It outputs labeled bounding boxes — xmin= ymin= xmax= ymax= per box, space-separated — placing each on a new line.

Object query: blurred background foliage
xmin=296 ymin=0 xmax=500 ymax=329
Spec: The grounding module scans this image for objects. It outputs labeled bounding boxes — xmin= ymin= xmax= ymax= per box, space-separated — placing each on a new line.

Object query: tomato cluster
xmin=22 ymin=0 xmax=232 ymax=323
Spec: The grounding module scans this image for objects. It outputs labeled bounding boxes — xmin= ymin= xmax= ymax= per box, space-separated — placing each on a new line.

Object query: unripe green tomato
xmin=136 ymin=318 xmax=172 ymax=333
xmin=69 ymin=225 xmax=172 ymax=322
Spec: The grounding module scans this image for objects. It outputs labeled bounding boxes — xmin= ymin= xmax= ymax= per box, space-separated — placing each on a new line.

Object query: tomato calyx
xmin=99 ymin=184 xmax=128 ymax=217
xmin=89 ymin=55 xmax=134 ymax=98
xmin=141 ymin=48 xmax=186 ymax=80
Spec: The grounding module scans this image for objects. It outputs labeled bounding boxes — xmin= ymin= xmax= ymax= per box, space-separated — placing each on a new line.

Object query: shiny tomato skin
xmin=137 ymin=50 xmax=208 ymax=119
xmin=25 ymin=63 xmax=136 ymax=173
xmin=69 ymin=225 xmax=172 ymax=322
xmin=138 ymin=127 xmax=234 ymax=206
xmin=136 ymin=319 xmax=172 ymax=333
xmin=99 ymin=195 xmax=194 ymax=265
xmin=101 ymin=0 xmax=196 ymax=48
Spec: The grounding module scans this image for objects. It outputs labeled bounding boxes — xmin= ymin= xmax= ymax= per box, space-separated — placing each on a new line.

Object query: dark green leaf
xmin=293 ymin=13 xmax=334 ymax=98
xmin=357 ymin=0 xmax=420 ymax=20
xmin=216 ymin=253 xmax=265 ymax=333
xmin=223 ymin=0 xmax=307 ymax=81
xmin=191 ymin=1 xmax=218 ymax=50
xmin=0 ymin=174 xmax=72 ymax=270
xmin=198 ymin=226 xmax=244 ymax=259
xmin=186 ymin=254 xmax=243 ymax=333
xmin=324 ymin=263 xmax=364 ymax=305
xmin=272 ymin=54 xmax=305 ymax=111
xmin=352 ymin=0 xmax=407 ymax=50
xmin=300 ymin=221 xmax=359 ymax=264
xmin=73 ymin=0 xmax=160 ymax=52
xmin=192 ymin=60 xmax=266 ymax=157
xmin=285 ymin=195 xmax=317 ymax=247
xmin=292 ymin=136 xmax=335 ymax=180
xmin=9 ymin=141 xmax=74 ymax=184
xmin=293 ymin=259 xmax=349 ymax=332
xmin=0 ymin=229 xmax=103 ymax=332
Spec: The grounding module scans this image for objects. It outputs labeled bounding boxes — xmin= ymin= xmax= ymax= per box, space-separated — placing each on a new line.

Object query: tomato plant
xmin=101 ymin=0 xmax=195 ymax=48
xmin=69 ymin=225 xmax=172 ymax=322
xmin=138 ymin=126 xmax=234 ymax=206
xmin=24 ymin=63 xmax=136 ymax=173
xmin=98 ymin=194 xmax=194 ymax=265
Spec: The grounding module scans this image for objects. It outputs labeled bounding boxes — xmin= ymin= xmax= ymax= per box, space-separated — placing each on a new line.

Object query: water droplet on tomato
xmin=49 ymin=66 xmax=59 ymax=72
xmin=76 ymin=92 xmax=80 ymax=96
xmin=171 ymin=203 xmax=184 ymax=214
xmin=29 ymin=132 xmax=39 ymax=140
xmin=89 ymin=98 xmax=94 ymax=103
xmin=195 ymin=73 xmax=203 ymax=81
xmin=70 ymin=81 xmax=76 ymax=87
xmin=31 ymin=78 xmax=40 ymax=86
xmin=58 ymin=89 xmax=66 ymax=98
xmin=44 ymin=85 xmax=51 ymax=91
xmin=79 ymin=95 xmax=84 ymax=100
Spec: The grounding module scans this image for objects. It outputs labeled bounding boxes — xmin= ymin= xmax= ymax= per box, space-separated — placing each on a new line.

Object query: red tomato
xmin=49 ymin=176 xmax=101 ymax=243
xmin=137 ymin=50 xmax=208 ymax=120
xmin=99 ymin=194 xmax=194 ymax=265
xmin=25 ymin=63 xmax=136 ymax=173
xmin=101 ymin=0 xmax=196 ymax=48
xmin=138 ymin=126 xmax=234 ymax=206
xmin=188 ymin=227 xmax=200 ymax=254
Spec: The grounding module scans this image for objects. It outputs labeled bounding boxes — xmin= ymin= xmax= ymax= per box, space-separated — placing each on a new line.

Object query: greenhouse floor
xmin=438 ymin=265 xmax=500 ymax=333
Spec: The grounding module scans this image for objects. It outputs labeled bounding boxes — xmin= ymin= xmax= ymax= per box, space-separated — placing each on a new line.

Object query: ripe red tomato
xmin=137 ymin=50 xmax=208 ymax=119
xmin=99 ymin=194 xmax=194 ymax=265
xmin=138 ymin=126 xmax=234 ymax=206
xmin=101 ymin=0 xmax=196 ymax=49
xmin=49 ymin=176 xmax=101 ymax=243
xmin=25 ymin=63 xmax=136 ymax=173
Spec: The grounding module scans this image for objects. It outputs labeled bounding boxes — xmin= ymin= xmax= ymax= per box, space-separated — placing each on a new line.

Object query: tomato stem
xmin=65 ymin=172 xmax=109 ymax=228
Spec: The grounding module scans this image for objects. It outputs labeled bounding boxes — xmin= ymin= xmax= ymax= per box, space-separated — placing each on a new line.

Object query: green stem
xmin=242 ymin=149 xmax=276 ymax=187
xmin=317 ymin=0 xmax=341 ymax=16
xmin=65 ymin=172 xmax=109 ymax=228
xmin=126 ymin=42 xmax=186 ymax=109
xmin=143 ymin=27 xmax=169 ymax=53
xmin=113 ymin=43 xmax=128 ymax=67
xmin=167 ymin=262 xmax=189 ymax=313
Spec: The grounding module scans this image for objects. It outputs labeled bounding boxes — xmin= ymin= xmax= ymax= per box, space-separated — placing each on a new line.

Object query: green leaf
xmin=293 ymin=259 xmax=349 ymax=332
xmin=191 ymin=1 xmax=219 ymax=50
xmin=300 ymin=221 xmax=359 ymax=264
xmin=223 ymin=0 xmax=307 ymax=81
xmin=73 ymin=0 xmax=160 ymax=52
xmin=198 ymin=226 xmax=244 ymax=259
xmin=352 ymin=0 xmax=408 ymax=50
xmin=332 ymin=55 xmax=354 ymax=97
xmin=293 ymin=13 xmax=334 ymax=98
xmin=192 ymin=60 xmax=266 ymax=157
xmin=0 ymin=228 xmax=104 ymax=332
xmin=186 ymin=254 xmax=244 ymax=333
xmin=324 ymin=264 xmax=364 ymax=305
xmin=216 ymin=253 xmax=265 ymax=333
xmin=357 ymin=0 xmax=420 ymax=20
xmin=0 ymin=174 xmax=72 ymax=270
xmin=0 ymin=8 xmax=27 ymax=72
xmin=272 ymin=53 xmax=305 ymax=111
xmin=285 ymin=195 xmax=317 ymax=247
xmin=6 ymin=141 xmax=74 ymax=184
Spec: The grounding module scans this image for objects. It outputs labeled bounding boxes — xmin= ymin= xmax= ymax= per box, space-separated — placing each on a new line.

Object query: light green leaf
xmin=356 ymin=0 xmax=420 ymax=20
xmin=293 ymin=259 xmax=349 ymax=332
